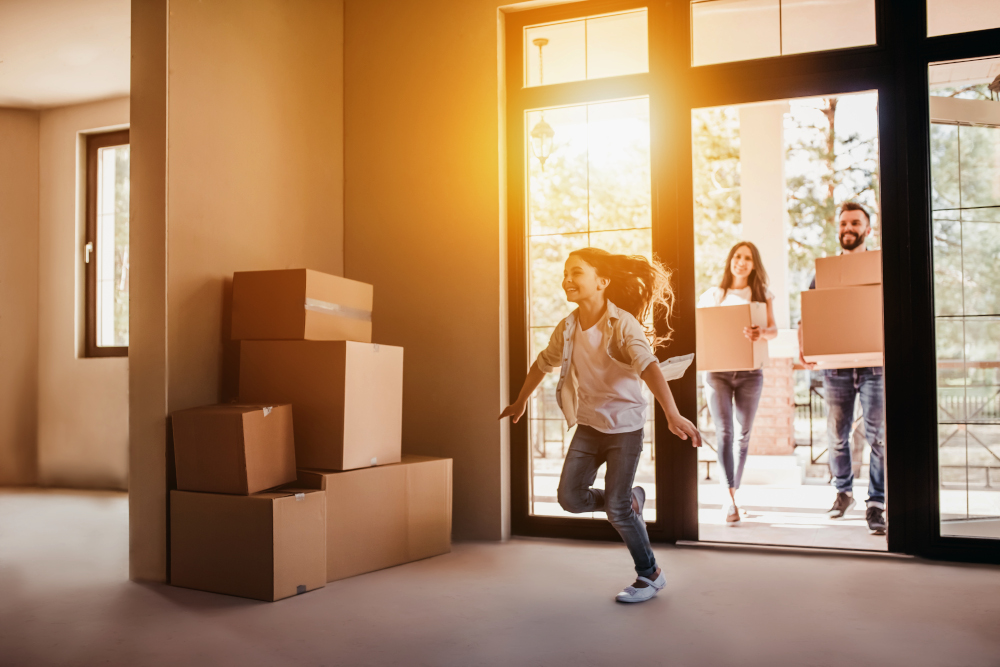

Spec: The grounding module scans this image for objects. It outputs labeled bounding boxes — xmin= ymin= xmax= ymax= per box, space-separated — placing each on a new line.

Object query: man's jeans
xmin=557 ymin=425 xmax=656 ymax=578
xmin=704 ymin=369 xmax=765 ymax=489
xmin=823 ymin=367 xmax=886 ymax=508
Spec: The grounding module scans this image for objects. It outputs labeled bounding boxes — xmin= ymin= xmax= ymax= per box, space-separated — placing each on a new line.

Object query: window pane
xmin=96 ymin=144 xmax=129 ymax=347
xmin=526 ymin=107 xmax=588 ymax=236
xmin=585 ymin=12 xmax=648 ymax=80
xmin=525 ymin=21 xmax=585 ymax=87
xmin=931 ymin=56 xmax=1000 ymax=540
xmin=691 ymin=0 xmax=876 ymax=66
xmin=781 ymin=0 xmax=876 ymax=56
xmin=524 ymin=97 xmax=655 ymax=521
xmin=691 ymin=0 xmax=780 ymax=67
xmin=587 ymin=99 xmax=651 ymax=231
xmin=524 ymin=10 xmax=648 ymax=88
xmin=928 ymin=0 xmax=1000 ymax=37
xmin=960 ymin=125 xmax=1000 ymax=209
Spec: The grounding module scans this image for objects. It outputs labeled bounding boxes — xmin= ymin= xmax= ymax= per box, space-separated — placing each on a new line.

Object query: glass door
xmin=929 ymin=55 xmax=1000 ymax=540
xmin=525 ymin=98 xmax=657 ymax=521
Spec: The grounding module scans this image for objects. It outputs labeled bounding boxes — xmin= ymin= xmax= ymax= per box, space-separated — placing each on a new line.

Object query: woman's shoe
xmin=615 ymin=571 xmax=666 ymax=603
xmin=725 ymin=504 xmax=740 ymax=523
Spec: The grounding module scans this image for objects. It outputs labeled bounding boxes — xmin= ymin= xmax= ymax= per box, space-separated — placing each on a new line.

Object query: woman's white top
xmin=698 ymin=285 xmax=774 ymax=307
xmin=571 ymin=312 xmax=648 ymax=434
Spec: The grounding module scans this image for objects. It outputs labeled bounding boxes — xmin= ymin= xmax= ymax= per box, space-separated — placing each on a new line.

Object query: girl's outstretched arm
xmin=640 ymin=363 xmax=702 ymax=447
xmin=499 ymin=361 xmax=547 ymax=423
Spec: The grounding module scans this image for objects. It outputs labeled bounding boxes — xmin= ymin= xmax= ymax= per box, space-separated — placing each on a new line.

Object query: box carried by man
xmin=802 ymin=251 xmax=884 ymax=369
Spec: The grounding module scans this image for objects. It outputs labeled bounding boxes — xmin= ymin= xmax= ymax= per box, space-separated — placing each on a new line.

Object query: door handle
xmin=85 ymin=242 xmax=93 ymax=264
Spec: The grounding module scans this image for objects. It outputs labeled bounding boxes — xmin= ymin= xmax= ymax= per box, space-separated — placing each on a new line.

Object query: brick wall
xmin=748 ymin=357 xmax=796 ymax=455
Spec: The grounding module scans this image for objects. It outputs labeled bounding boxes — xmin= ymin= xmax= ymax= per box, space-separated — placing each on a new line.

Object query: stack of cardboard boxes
xmin=169 ymin=269 xmax=452 ymax=601
xmin=801 ymin=250 xmax=884 ymax=369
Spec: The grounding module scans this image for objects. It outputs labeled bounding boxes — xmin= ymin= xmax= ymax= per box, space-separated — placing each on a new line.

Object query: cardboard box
xmin=814 ymin=250 xmax=882 ymax=289
xmin=296 ymin=455 xmax=452 ymax=582
xmin=232 ymin=269 xmax=373 ymax=342
xmin=239 ymin=341 xmax=403 ymax=471
xmin=695 ymin=303 xmax=769 ymax=372
xmin=801 ymin=284 xmax=884 ymax=369
xmin=171 ymin=404 xmax=297 ymax=495
xmin=170 ymin=488 xmax=326 ymax=602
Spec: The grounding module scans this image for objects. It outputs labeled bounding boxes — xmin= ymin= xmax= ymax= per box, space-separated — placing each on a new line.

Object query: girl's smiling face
xmin=563 ymin=256 xmax=608 ymax=303
xmin=730 ymin=244 xmax=754 ymax=281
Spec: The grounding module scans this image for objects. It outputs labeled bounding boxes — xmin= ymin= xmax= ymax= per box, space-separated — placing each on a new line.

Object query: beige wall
xmin=0 ymin=109 xmax=40 ymax=486
xmin=36 ymin=97 xmax=131 ymax=490
xmin=343 ymin=0 xmax=513 ymax=540
xmin=130 ymin=0 xmax=345 ymax=582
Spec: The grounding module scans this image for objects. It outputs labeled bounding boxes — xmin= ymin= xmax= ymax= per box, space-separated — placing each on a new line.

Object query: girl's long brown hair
xmin=569 ymin=247 xmax=675 ymax=349
xmin=718 ymin=241 xmax=769 ymax=303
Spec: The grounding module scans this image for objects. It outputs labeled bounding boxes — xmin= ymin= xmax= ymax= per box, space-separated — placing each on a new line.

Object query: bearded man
xmin=799 ymin=202 xmax=887 ymax=535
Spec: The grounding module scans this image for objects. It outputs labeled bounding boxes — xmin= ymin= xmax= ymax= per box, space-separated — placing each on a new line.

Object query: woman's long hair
xmin=718 ymin=241 xmax=769 ymax=303
xmin=569 ymin=247 xmax=675 ymax=349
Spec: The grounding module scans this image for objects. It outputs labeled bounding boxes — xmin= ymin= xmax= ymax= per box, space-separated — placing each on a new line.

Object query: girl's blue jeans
xmin=704 ymin=369 xmax=765 ymax=490
xmin=556 ymin=425 xmax=657 ymax=578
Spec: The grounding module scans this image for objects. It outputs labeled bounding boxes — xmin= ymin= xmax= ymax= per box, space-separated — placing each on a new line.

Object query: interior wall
xmin=344 ymin=0 xmax=516 ymax=540
xmin=37 ymin=97 xmax=131 ymax=490
xmin=130 ymin=0 xmax=345 ymax=582
xmin=0 ymin=108 xmax=40 ymax=486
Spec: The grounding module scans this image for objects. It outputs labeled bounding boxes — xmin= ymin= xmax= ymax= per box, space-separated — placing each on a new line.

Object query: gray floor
xmin=2 ymin=489 xmax=1000 ymax=667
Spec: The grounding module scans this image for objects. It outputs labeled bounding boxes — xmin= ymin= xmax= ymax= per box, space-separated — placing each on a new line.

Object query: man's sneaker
xmin=866 ymin=506 xmax=887 ymax=535
xmin=725 ymin=504 xmax=740 ymax=523
xmin=615 ymin=570 xmax=666 ymax=604
xmin=631 ymin=486 xmax=646 ymax=517
xmin=827 ymin=492 xmax=856 ymax=518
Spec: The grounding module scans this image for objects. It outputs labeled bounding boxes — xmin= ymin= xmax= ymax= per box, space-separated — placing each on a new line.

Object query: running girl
xmin=500 ymin=247 xmax=701 ymax=603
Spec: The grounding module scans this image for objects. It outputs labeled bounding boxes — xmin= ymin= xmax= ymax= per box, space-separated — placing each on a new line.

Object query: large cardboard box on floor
xmin=239 ymin=340 xmax=403 ymax=471
xmin=171 ymin=404 xmax=297 ymax=495
xmin=170 ymin=488 xmax=326 ymax=602
xmin=695 ymin=303 xmax=769 ymax=372
xmin=296 ymin=455 xmax=452 ymax=582
xmin=801 ymin=284 xmax=884 ymax=369
xmin=231 ymin=268 xmax=373 ymax=342
xmin=814 ymin=250 xmax=882 ymax=289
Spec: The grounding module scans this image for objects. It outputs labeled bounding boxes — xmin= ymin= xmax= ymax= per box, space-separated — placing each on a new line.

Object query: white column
xmin=739 ymin=102 xmax=790 ymax=330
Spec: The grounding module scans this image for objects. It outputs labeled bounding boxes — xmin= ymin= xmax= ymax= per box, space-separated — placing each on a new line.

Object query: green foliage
xmin=692 ymin=107 xmax=741 ymax=300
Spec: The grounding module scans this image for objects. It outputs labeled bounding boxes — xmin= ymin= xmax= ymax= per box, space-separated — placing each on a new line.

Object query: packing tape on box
xmin=295 ymin=493 xmax=305 ymax=501
xmin=263 ymin=406 xmax=272 ymax=416
xmin=304 ymin=298 xmax=372 ymax=322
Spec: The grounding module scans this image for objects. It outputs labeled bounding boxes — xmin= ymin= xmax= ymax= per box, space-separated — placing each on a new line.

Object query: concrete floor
xmin=2 ymin=489 xmax=1000 ymax=667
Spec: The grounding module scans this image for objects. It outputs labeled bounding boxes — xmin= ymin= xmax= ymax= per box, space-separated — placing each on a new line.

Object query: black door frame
xmin=505 ymin=0 xmax=1000 ymax=563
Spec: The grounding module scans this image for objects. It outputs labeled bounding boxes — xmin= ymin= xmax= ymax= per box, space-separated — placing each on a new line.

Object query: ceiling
xmin=929 ymin=56 xmax=1000 ymax=90
xmin=0 ymin=0 xmax=130 ymax=109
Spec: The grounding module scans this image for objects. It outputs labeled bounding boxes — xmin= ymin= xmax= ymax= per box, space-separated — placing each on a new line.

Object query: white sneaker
xmin=615 ymin=571 xmax=665 ymax=603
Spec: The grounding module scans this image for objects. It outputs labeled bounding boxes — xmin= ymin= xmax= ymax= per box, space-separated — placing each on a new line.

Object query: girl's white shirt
xmin=535 ymin=300 xmax=658 ymax=430
xmin=698 ymin=285 xmax=774 ymax=307
xmin=572 ymin=312 xmax=648 ymax=434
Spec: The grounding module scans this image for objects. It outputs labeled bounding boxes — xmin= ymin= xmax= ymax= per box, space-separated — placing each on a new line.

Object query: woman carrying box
xmin=698 ymin=242 xmax=778 ymax=524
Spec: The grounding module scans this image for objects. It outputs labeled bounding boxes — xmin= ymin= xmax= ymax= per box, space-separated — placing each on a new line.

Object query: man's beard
xmin=840 ymin=230 xmax=865 ymax=250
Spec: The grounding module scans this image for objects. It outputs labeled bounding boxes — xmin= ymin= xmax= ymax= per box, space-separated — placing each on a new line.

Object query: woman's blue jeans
xmin=557 ymin=425 xmax=657 ymax=578
xmin=704 ymin=369 xmax=765 ymax=490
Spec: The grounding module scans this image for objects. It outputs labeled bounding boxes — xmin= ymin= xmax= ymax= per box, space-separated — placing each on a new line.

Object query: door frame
xmin=504 ymin=0 xmax=1000 ymax=563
